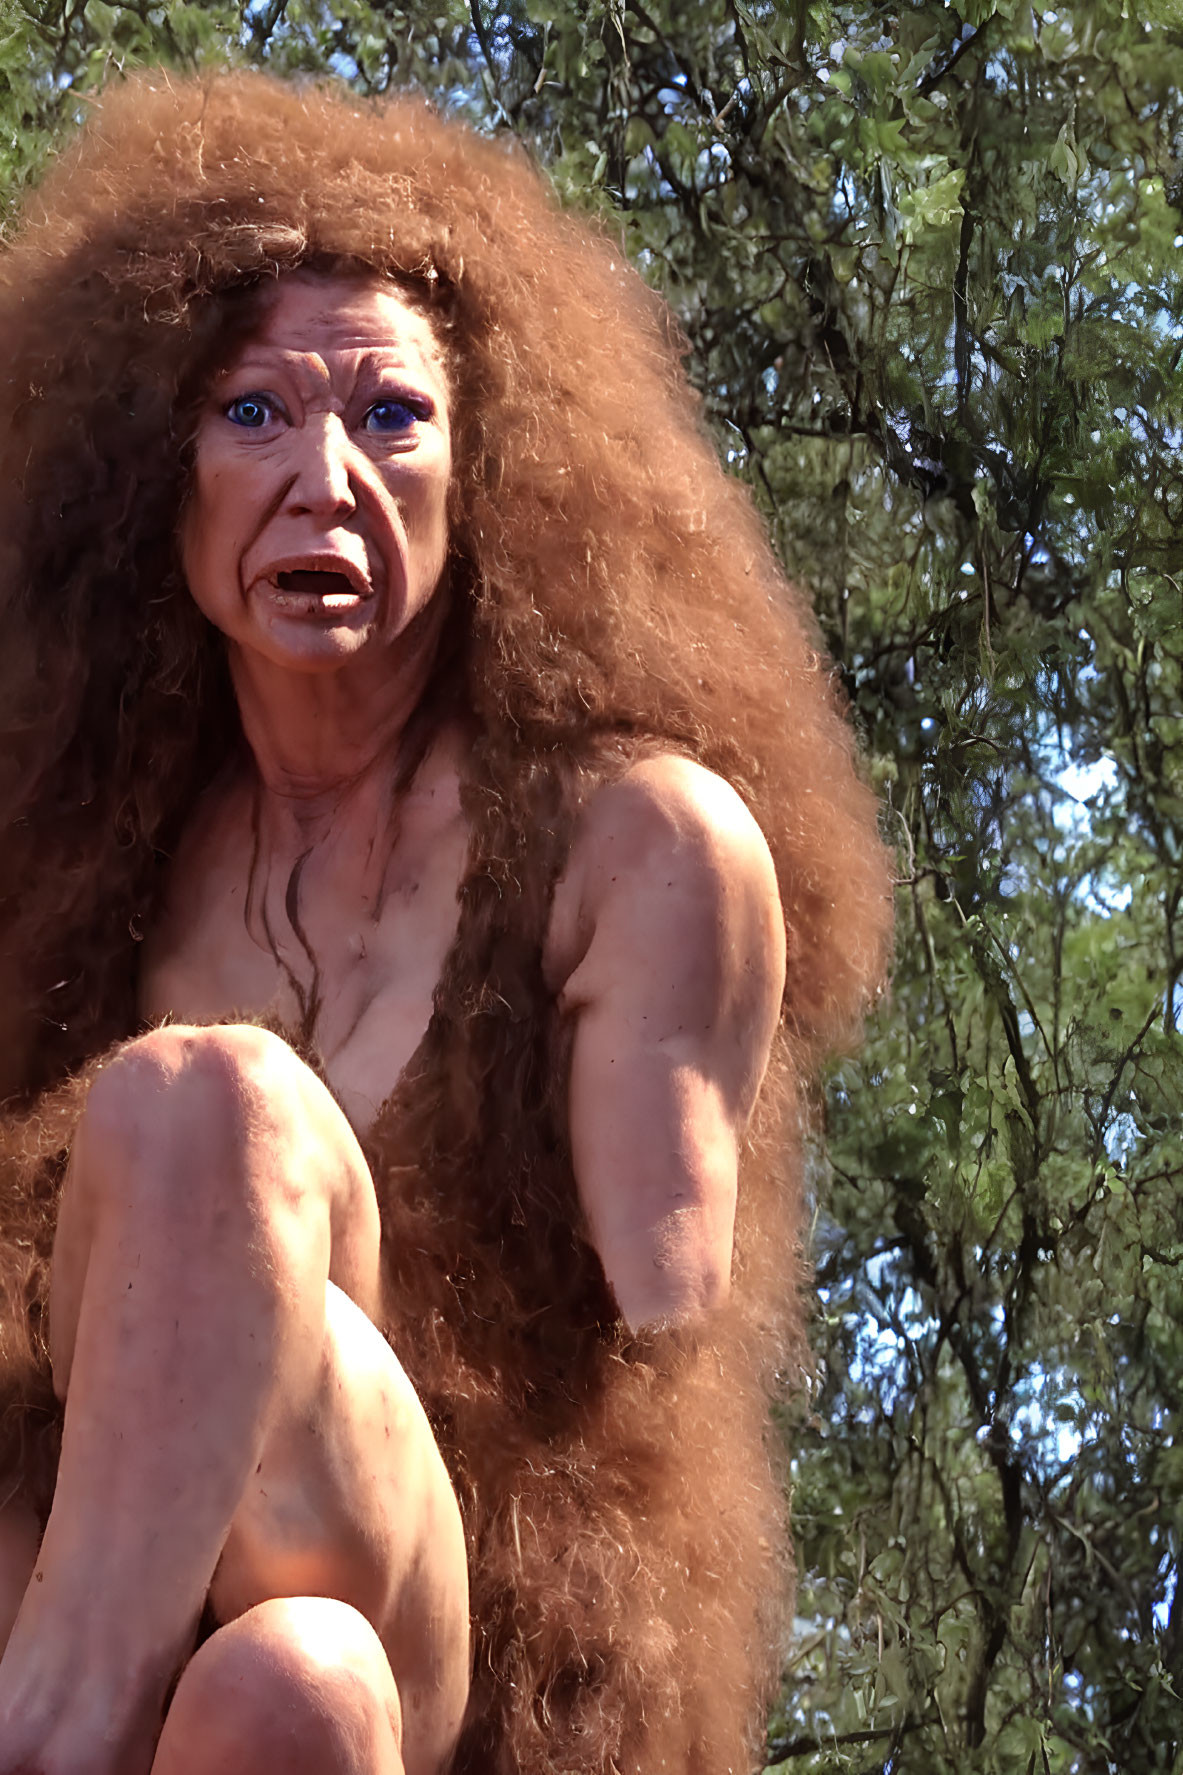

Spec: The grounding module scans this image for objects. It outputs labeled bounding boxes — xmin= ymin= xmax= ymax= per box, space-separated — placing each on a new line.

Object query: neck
xmin=228 ymin=621 xmax=444 ymax=837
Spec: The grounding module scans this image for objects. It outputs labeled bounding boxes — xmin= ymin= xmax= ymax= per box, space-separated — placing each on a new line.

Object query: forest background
xmin=2 ymin=0 xmax=1181 ymax=1770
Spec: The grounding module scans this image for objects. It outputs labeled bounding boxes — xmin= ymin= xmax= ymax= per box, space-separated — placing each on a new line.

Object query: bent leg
xmin=151 ymin=1598 xmax=403 ymax=1775
xmin=210 ymin=1280 xmax=469 ymax=1775
xmin=0 ymin=1026 xmax=468 ymax=1775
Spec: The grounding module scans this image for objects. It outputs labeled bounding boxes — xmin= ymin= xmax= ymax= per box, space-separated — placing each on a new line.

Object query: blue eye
xmin=225 ymin=394 xmax=275 ymax=428
xmin=363 ymin=398 xmax=425 ymax=434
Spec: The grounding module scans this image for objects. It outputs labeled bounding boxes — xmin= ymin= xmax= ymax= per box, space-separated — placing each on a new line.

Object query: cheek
xmin=178 ymin=469 xmax=199 ymax=539
xmin=403 ymin=460 xmax=452 ymax=585
xmin=179 ymin=459 xmax=241 ymax=604
xmin=178 ymin=500 xmax=203 ymax=599
xmin=178 ymin=495 xmax=216 ymax=609
xmin=427 ymin=450 xmax=454 ymax=549
xmin=421 ymin=497 xmax=451 ymax=593
xmin=428 ymin=480 xmax=451 ymax=554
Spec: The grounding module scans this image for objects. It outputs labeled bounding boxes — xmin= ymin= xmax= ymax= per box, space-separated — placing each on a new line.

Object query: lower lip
xmin=263 ymin=582 xmax=370 ymax=617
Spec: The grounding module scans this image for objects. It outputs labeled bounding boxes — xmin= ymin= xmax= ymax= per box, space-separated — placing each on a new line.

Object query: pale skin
xmin=0 ymin=274 xmax=786 ymax=1774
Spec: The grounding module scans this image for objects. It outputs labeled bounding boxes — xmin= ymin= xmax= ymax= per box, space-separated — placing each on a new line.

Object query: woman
xmin=0 ymin=71 xmax=891 ymax=1775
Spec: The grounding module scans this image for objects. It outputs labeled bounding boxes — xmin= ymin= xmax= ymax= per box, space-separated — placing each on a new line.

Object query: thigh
xmin=47 ymin=1022 xmax=385 ymax=1394
xmin=210 ymin=1281 xmax=470 ymax=1775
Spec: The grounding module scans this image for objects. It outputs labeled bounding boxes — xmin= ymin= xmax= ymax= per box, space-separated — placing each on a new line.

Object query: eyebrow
xmin=221 ymin=346 xmax=446 ymax=392
xmin=230 ymin=342 xmax=439 ymax=368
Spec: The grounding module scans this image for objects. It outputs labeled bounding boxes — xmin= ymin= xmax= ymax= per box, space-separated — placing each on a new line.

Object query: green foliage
xmin=3 ymin=1 xmax=1182 ymax=1770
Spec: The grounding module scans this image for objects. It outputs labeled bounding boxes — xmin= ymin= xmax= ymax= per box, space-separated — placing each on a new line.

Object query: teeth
xmin=266 ymin=571 xmax=365 ymax=611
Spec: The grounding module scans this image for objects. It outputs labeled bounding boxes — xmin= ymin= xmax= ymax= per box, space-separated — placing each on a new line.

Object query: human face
xmin=181 ymin=273 xmax=452 ymax=679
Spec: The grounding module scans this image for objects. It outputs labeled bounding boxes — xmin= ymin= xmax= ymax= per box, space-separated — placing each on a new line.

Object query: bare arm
xmin=546 ymin=757 xmax=787 ymax=1331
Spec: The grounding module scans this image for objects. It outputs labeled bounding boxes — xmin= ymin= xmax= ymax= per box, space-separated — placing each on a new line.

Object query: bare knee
xmin=153 ymin=1597 xmax=404 ymax=1775
xmin=78 ymin=1025 xmax=374 ymax=1237
xmin=80 ymin=1022 xmax=316 ymax=1169
xmin=53 ymin=1023 xmax=379 ymax=1386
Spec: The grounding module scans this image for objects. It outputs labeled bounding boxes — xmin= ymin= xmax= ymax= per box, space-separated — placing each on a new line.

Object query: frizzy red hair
xmin=0 ymin=70 xmax=893 ymax=1775
xmin=0 ymin=68 xmax=889 ymax=1091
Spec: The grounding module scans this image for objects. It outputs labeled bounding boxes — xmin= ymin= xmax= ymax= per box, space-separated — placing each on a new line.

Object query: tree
xmin=3 ymin=2 xmax=1181 ymax=1769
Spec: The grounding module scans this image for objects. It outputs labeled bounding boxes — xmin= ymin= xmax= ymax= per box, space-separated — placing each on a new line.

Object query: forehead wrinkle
xmin=234 ymin=273 xmax=450 ymax=397
xmin=258 ymin=299 xmax=441 ymax=356
xmin=224 ymin=341 xmax=445 ymax=398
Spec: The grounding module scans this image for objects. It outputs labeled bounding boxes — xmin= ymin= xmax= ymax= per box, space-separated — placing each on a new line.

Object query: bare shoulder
xmin=547 ymin=755 xmax=786 ymax=1326
xmin=573 ymin=752 xmax=776 ymax=876
xmin=545 ymin=753 xmax=783 ymax=997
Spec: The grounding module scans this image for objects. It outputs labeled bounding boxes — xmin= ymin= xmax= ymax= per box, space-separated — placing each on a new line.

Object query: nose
xmin=287 ymin=414 xmax=357 ymax=519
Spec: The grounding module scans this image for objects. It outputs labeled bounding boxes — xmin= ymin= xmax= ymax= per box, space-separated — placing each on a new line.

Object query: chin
xmin=236 ymin=616 xmax=383 ymax=675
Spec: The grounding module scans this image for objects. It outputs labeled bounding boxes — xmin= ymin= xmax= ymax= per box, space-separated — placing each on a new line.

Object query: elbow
xmin=613 ymin=1247 xmax=733 ymax=1336
xmin=688 ymin=1252 xmax=732 ymax=1320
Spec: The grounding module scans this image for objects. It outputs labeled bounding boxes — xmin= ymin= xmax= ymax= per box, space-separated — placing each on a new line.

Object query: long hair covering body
xmin=0 ymin=74 xmax=892 ymax=1774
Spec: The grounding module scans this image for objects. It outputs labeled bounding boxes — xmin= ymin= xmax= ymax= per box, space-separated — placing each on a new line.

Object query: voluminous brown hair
xmin=0 ymin=71 xmax=892 ymax=1775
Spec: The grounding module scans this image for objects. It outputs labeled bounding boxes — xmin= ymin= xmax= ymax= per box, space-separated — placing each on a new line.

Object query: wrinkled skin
xmin=0 ymin=274 xmax=786 ymax=1775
